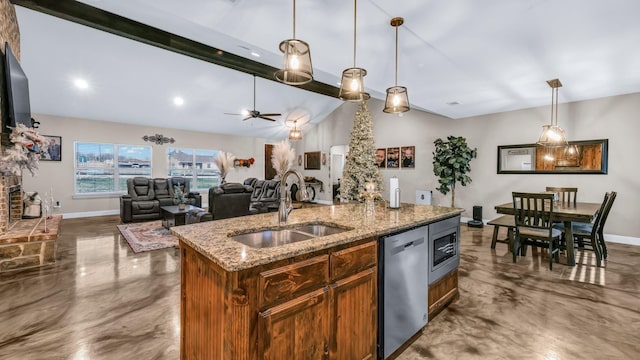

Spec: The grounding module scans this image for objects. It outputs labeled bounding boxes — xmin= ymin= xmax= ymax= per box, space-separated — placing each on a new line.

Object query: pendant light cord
xmin=554 ymin=88 xmax=558 ymax=127
xmin=292 ymin=0 xmax=296 ymax=39
xmin=394 ymin=24 xmax=399 ymax=86
xmin=353 ymin=0 xmax=357 ymax=67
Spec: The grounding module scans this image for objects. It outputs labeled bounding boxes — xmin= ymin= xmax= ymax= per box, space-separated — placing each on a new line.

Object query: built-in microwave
xmin=428 ymin=215 xmax=460 ymax=284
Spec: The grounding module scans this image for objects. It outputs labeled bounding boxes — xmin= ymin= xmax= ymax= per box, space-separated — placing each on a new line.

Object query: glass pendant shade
xmin=289 ymin=128 xmax=302 ymax=140
xmin=537 ymin=124 xmax=567 ymax=146
xmin=276 ymin=39 xmax=313 ymax=85
xmin=383 ymin=86 xmax=409 ymax=113
xmin=276 ymin=0 xmax=313 ymax=85
xmin=339 ymin=67 xmax=370 ymax=101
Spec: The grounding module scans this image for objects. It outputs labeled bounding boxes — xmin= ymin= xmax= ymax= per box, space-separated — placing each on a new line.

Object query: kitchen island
xmin=171 ymin=203 xmax=463 ymax=360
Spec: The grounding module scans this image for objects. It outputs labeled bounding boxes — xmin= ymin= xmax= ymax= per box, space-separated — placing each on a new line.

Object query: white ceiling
xmin=13 ymin=0 xmax=640 ymax=139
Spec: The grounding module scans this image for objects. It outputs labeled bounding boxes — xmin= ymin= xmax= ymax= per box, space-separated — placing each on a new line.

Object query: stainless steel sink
xmin=231 ymin=229 xmax=314 ymax=248
xmin=230 ymin=223 xmax=350 ymax=248
xmin=294 ymin=224 xmax=349 ymax=237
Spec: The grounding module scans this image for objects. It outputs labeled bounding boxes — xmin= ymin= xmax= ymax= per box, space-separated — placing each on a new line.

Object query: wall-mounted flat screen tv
xmin=3 ymin=42 xmax=32 ymax=131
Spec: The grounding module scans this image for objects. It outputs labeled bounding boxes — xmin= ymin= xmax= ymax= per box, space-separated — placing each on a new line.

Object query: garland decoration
xmin=0 ymin=123 xmax=48 ymax=176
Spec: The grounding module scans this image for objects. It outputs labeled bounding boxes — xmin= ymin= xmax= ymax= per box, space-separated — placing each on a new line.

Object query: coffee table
xmin=161 ymin=205 xmax=205 ymax=229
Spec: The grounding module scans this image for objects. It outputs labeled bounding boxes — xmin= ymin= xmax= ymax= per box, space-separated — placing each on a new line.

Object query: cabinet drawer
xmin=259 ymin=255 xmax=329 ymax=308
xmin=330 ymin=241 xmax=377 ymax=281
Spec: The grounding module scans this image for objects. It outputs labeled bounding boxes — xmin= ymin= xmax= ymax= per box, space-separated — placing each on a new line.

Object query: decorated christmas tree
xmin=340 ymin=101 xmax=383 ymax=201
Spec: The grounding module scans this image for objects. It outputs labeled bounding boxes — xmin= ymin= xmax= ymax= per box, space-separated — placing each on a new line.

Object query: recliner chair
xmin=208 ymin=183 xmax=253 ymax=220
xmin=120 ymin=177 xmax=161 ymax=223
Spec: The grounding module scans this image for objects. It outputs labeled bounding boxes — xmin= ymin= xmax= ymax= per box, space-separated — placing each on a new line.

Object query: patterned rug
xmin=116 ymin=220 xmax=178 ymax=253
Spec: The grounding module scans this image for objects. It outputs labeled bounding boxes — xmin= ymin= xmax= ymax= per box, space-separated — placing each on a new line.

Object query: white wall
xmin=22 ymin=114 xmax=274 ymax=216
xmin=299 ymin=94 xmax=640 ymax=239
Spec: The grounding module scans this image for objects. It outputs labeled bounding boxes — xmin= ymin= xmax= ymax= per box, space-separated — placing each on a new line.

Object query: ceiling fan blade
xmin=242 ymin=116 xmax=252 ymax=121
xmin=260 ymin=113 xmax=282 ymax=117
xmin=259 ymin=116 xmax=277 ymax=122
xmin=224 ymin=112 xmax=242 ymax=116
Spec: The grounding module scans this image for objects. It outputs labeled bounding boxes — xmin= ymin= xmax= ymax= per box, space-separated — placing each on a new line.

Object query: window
xmin=75 ymin=142 xmax=152 ymax=195
xmin=167 ymin=148 xmax=220 ymax=191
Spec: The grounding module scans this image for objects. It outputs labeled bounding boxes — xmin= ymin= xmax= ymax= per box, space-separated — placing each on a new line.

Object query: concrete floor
xmin=1 ymin=215 xmax=638 ymax=359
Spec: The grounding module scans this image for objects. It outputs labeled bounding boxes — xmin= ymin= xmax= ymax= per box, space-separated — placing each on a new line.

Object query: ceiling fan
xmin=225 ymin=75 xmax=281 ymax=122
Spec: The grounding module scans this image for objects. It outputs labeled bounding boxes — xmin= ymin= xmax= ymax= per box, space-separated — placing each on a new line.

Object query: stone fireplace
xmin=0 ymin=175 xmax=23 ymax=234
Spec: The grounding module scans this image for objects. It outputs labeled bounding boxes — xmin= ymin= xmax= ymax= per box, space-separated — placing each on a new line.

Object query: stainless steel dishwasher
xmin=378 ymin=225 xmax=429 ymax=359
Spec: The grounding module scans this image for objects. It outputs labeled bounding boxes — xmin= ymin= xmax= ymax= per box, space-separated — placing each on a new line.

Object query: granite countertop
xmin=171 ymin=203 xmax=463 ymax=272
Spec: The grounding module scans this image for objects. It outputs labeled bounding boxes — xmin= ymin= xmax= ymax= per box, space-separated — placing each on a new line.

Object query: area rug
xmin=116 ymin=220 xmax=178 ymax=253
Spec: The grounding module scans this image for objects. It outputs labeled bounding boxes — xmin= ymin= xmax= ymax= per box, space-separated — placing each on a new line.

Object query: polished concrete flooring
xmin=1 ymin=215 xmax=638 ymax=359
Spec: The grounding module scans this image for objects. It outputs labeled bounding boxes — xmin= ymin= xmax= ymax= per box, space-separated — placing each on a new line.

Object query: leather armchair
xmin=153 ymin=178 xmax=175 ymax=207
xmin=208 ymin=183 xmax=253 ymax=220
xmin=120 ymin=177 xmax=161 ymax=223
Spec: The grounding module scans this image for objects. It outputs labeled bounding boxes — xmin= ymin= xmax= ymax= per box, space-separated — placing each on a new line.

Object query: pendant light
xmin=537 ymin=78 xmax=568 ymax=147
xmin=275 ymin=0 xmax=313 ymax=85
xmin=383 ymin=17 xmax=410 ymax=114
xmin=338 ymin=0 xmax=370 ymax=102
xmin=289 ymin=119 xmax=303 ymax=140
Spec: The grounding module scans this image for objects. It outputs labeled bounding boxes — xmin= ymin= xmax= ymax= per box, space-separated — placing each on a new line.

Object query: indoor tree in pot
xmin=432 ymin=136 xmax=477 ymax=207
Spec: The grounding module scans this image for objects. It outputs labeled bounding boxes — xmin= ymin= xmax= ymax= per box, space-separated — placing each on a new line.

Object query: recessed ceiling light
xmin=250 ymin=51 xmax=261 ymax=58
xmin=173 ymin=97 xmax=184 ymax=106
xmin=74 ymin=78 xmax=88 ymax=89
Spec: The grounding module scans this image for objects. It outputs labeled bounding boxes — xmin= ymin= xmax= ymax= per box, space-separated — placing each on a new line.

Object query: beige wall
xmin=300 ymin=94 xmax=639 ymax=239
xmin=22 ymin=114 xmax=273 ymax=216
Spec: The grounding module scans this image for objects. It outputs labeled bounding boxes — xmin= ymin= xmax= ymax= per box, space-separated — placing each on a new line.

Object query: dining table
xmin=494 ymin=201 xmax=601 ymax=266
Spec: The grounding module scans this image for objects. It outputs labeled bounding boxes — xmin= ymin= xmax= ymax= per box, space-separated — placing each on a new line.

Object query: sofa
xmin=120 ymin=177 xmax=203 ymax=223
xmin=208 ymin=183 xmax=253 ymax=220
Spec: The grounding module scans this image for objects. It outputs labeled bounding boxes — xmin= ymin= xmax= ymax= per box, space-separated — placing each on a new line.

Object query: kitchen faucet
xmin=279 ymin=169 xmax=308 ymax=225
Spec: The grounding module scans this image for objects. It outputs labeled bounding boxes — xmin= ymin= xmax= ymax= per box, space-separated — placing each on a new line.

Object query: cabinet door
xmin=330 ymin=267 xmax=377 ymax=360
xmin=259 ymin=287 xmax=330 ymax=360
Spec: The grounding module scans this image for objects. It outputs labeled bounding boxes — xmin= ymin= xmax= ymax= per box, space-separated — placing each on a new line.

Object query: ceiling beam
xmin=11 ymin=0 xmax=340 ymax=98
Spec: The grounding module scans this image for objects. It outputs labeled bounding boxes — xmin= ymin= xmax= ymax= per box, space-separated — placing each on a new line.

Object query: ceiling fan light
xmin=338 ymin=67 xmax=370 ymax=102
xmin=275 ymin=39 xmax=313 ymax=85
xmin=383 ymin=86 xmax=410 ymax=113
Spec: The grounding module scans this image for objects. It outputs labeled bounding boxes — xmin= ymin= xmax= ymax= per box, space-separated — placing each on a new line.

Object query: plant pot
xmin=178 ymin=203 xmax=186 ymax=210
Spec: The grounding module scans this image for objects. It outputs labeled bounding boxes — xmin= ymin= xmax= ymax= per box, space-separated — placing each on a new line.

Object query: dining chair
xmin=545 ymin=187 xmax=578 ymax=206
xmin=512 ymin=192 xmax=563 ymax=270
xmin=570 ymin=191 xmax=617 ymax=262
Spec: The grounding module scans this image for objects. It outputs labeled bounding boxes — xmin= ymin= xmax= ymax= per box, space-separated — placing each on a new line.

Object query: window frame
xmin=167 ymin=147 xmax=221 ymax=191
xmin=74 ymin=141 xmax=153 ymax=196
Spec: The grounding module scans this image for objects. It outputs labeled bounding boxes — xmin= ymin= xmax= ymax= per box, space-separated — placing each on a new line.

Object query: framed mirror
xmin=304 ymin=151 xmax=321 ymax=170
xmin=497 ymin=139 xmax=608 ymax=174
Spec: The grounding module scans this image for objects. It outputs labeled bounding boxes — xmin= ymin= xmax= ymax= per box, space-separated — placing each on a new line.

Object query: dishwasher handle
xmin=389 ymin=237 xmax=425 ymax=256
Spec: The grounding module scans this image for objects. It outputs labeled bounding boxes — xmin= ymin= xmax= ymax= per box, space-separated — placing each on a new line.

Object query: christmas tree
xmin=340 ymin=101 xmax=383 ymax=201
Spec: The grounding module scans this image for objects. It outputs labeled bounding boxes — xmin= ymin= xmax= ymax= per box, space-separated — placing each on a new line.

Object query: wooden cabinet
xmin=181 ymin=238 xmax=377 ymax=360
xmin=259 ymin=287 xmax=330 ymax=359
xmin=428 ymin=269 xmax=458 ymax=320
xmin=330 ymin=267 xmax=377 ymax=360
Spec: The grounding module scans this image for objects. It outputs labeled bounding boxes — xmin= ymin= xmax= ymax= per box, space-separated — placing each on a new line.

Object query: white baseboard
xmin=61 ymin=209 xmax=119 ymax=219
xmin=462 ymin=217 xmax=640 ymax=246
xmin=604 ymin=234 xmax=640 ymax=246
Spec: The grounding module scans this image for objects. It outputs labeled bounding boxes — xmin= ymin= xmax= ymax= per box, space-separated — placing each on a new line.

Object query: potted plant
xmin=432 ymin=136 xmax=477 ymax=207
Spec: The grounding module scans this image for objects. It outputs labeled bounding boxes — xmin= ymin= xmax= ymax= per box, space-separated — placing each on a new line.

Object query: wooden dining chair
xmin=545 ymin=187 xmax=578 ymax=207
xmin=512 ymin=192 xmax=563 ymax=270
xmin=570 ymin=191 xmax=617 ymax=262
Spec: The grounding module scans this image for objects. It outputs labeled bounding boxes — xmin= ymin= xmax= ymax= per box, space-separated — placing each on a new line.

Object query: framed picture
xmin=304 ymin=151 xmax=321 ymax=170
xmin=401 ymin=146 xmax=415 ymax=168
xmin=375 ymin=148 xmax=386 ymax=168
xmin=40 ymin=135 xmax=62 ymax=161
xmin=386 ymin=147 xmax=399 ymax=168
